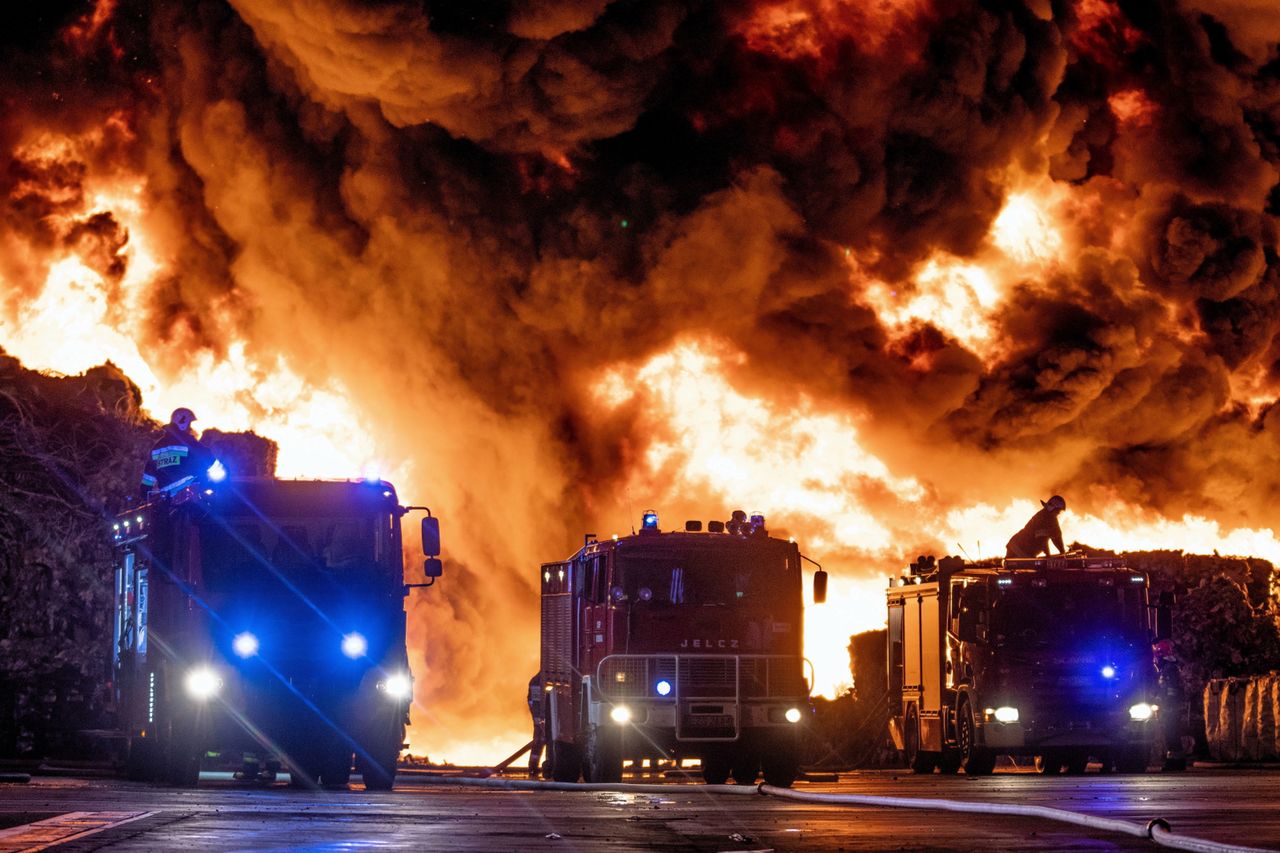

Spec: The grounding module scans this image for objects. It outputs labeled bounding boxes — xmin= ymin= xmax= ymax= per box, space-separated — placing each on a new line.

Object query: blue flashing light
xmin=341 ymin=632 xmax=368 ymax=659
xmin=1101 ymin=665 xmax=1117 ymax=679
xmin=642 ymin=510 xmax=659 ymax=530
xmin=232 ymin=632 xmax=259 ymax=658
xmin=655 ymin=679 xmax=672 ymax=697
xmin=207 ymin=459 xmax=227 ymax=483
xmin=362 ymin=464 xmax=381 ymax=484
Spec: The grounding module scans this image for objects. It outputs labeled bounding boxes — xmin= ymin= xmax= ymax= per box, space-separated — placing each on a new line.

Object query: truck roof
xmin=202 ymin=477 xmax=401 ymax=516
xmin=888 ymin=554 xmax=1146 ymax=594
xmin=554 ymin=529 xmax=797 ymax=565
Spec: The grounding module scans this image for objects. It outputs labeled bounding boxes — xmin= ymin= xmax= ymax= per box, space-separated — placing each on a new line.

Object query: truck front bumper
xmin=982 ymin=711 xmax=1161 ymax=750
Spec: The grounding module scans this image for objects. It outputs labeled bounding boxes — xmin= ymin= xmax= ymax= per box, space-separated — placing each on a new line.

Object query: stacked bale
xmin=1204 ymin=674 xmax=1280 ymax=762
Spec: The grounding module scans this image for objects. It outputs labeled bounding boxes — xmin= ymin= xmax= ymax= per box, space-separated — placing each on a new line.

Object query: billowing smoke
xmin=1 ymin=0 xmax=1278 ymax=758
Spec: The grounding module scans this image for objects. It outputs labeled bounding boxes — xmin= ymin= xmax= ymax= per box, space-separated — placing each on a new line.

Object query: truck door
xmin=581 ymin=555 xmax=609 ymax=675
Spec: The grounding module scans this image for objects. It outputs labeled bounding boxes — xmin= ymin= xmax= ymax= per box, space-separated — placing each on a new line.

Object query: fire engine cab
xmin=535 ymin=510 xmax=823 ymax=787
xmin=886 ymin=553 xmax=1170 ymax=775
xmin=111 ymin=477 xmax=442 ymax=788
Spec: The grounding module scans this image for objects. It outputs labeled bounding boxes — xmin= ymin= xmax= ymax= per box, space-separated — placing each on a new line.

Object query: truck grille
xmin=541 ymin=595 xmax=573 ymax=682
xmin=597 ymin=654 xmax=805 ymax=700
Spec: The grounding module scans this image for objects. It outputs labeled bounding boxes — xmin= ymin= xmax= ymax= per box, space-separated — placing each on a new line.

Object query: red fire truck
xmin=886 ymin=554 xmax=1169 ymax=775
xmin=534 ymin=510 xmax=825 ymax=787
xmin=111 ymin=477 xmax=441 ymax=788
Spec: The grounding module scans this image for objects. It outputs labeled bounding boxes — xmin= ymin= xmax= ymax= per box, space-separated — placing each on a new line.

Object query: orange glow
xmin=738 ymin=0 xmax=930 ymax=61
xmin=1109 ymin=88 xmax=1157 ymax=127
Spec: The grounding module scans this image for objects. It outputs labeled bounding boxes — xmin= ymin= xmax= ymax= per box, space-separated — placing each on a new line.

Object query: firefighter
xmin=140 ymin=407 xmax=217 ymax=499
xmin=1005 ymin=495 xmax=1067 ymax=558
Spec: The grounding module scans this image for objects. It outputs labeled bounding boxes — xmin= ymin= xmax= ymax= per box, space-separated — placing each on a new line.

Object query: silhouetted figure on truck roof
xmin=1005 ymin=495 xmax=1067 ymax=558
xmin=140 ymin=407 xmax=218 ymax=499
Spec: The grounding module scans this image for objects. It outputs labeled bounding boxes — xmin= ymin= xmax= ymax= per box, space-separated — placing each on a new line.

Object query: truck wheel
xmin=1114 ymin=745 xmax=1149 ymax=773
xmin=548 ymin=740 xmax=582 ymax=783
xmin=359 ymin=744 xmax=399 ymax=791
xmin=701 ymin=752 xmax=731 ymax=785
xmin=583 ymin=725 xmax=623 ymax=783
xmin=1064 ymin=751 xmax=1090 ymax=774
xmin=904 ymin=706 xmax=937 ymax=774
xmin=761 ymin=755 xmax=800 ymax=788
xmin=956 ymin=700 xmax=995 ymax=776
xmin=285 ymin=749 xmax=320 ymax=789
xmin=1035 ymin=753 xmax=1063 ymax=775
xmin=320 ymin=742 xmax=353 ymax=789
xmin=164 ymin=721 xmax=201 ymax=788
xmin=731 ymin=750 xmax=759 ymax=785
xmin=126 ymin=738 xmax=161 ymax=783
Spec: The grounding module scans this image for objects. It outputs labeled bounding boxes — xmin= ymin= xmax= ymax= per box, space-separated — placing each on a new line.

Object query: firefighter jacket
xmin=140 ymin=425 xmax=215 ymax=497
xmin=1005 ymin=507 xmax=1064 ymax=558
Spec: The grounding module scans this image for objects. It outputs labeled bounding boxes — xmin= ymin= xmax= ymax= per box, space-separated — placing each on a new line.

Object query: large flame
xmin=2 ymin=0 xmax=1279 ymax=765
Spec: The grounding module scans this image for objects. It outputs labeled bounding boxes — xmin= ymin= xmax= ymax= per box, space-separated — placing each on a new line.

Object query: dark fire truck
xmin=886 ymin=554 xmax=1170 ymax=775
xmin=535 ymin=510 xmax=825 ymax=787
xmin=111 ymin=477 xmax=442 ymax=788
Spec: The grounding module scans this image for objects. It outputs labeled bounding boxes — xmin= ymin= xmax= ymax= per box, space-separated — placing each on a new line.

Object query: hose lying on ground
xmin=406 ymin=774 xmax=1273 ymax=853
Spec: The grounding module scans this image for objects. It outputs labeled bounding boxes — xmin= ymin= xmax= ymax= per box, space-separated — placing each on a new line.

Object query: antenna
xmin=957 ymin=542 xmax=972 ymax=561
xmin=627 ymin=486 xmax=636 ymax=535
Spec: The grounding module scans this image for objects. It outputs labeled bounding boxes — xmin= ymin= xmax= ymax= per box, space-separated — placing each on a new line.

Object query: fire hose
xmin=407 ymin=774 xmax=1274 ymax=853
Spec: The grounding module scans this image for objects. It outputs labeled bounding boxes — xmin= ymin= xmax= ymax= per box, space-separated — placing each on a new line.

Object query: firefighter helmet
xmin=170 ymin=407 xmax=197 ymax=430
xmin=1041 ymin=494 xmax=1066 ymax=512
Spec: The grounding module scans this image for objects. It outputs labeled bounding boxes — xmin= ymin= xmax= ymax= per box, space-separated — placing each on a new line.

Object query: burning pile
xmin=1 ymin=0 xmax=1278 ymax=761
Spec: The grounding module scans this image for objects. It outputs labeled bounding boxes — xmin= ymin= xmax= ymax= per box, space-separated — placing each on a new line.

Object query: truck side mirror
xmin=1155 ymin=604 xmax=1172 ymax=641
xmin=957 ymin=610 xmax=979 ymax=643
xmin=421 ymin=516 xmax=441 ymax=557
xmin=424 ymin=558 xmax=443 ymax=579
xmin=813 ymin=569 xmax=828 ymax=604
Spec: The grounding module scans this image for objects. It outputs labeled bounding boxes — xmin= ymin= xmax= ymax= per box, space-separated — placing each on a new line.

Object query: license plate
xmin=685 ymin=714 xmax=733 ymax=728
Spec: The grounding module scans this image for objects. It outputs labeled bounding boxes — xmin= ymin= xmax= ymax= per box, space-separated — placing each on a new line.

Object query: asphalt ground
xmin=0 ymin=766 xmax=1277 ymax=852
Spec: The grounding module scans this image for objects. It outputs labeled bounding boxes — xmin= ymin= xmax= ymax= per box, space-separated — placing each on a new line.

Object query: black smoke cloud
xmin=2 ymin=0 xmax=1279 ymax=753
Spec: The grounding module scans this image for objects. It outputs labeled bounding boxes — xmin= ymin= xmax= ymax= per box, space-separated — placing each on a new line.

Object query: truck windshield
xmin=616 ymin=551 xmax=793 ymax=607
xmin=199 ymin=514 xmax=389 ymax=596
xmin=991 ymin=582 xmax=1146 ymax=645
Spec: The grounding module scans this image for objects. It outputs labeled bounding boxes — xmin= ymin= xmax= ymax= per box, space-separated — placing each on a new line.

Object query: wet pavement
xmin=0 ymin=766 xmax=1277 ymax=851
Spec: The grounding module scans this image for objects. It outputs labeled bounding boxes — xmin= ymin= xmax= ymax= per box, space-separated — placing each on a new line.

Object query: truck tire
xmin=956 ymin=700 xmax=995 ymax=776
xmin=583 ymin=725 xmax=623 ymax=783
xmin=701 ymin=752 xmax=731 ymax=785
xmin=1035 ymin=752 xmax=1063 ymax=775
xmin=319 ymin=742 xmax=353 ymax=789
xmin=164 ymin=720 xmax=201 ymax=788
xmin=731 ymin=750 xmax=759 ymax=785
xmin=904 ymin=706 xmax=937 ymax=774
xmin=1064 ymin=750 xmax=1090 ymax=774
xmin=1114 ymin=745 xmax=1149 ymax=773
xmin=126 ymin=738 xmax=161 ymax=783
xmin=547 ymin=740 xmax=582 ymax=783
xmin=761 ymin=754 xmax=800 ymax=788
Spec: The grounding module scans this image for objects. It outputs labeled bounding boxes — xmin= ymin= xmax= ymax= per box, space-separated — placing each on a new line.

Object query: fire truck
xmin=535 ymin=510 xmax=825 ymax=787
xmin=885 ymin=554 xmax=1170 ymax=775
xmin=111 ymin=477 xmax=442 ymax=788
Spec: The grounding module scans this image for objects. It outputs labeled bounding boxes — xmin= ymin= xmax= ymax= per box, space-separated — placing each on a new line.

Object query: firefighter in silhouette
xmin=140 ymin=407 xmax=219 ymax=499
xmin=1005 ymin=495 xmax=1067 ymax=558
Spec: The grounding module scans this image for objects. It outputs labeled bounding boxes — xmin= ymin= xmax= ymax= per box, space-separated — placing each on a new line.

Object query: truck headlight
xmin=610 ymin=705 xmax=631 ymax=724
xmin=993 ymin=706 xmax=1019 ymax=723
xmin=785 ymin=707 xmax=802 ymax=724
xmin=379 ymin=673 xmax=412 ymax=699
xmin=184 ymin=667 xmax=222 ymax=700
xmin=1128 ymin=702 xmax=1157 ymax=721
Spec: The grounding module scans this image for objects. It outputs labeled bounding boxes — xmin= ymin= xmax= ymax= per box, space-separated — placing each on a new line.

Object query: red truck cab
xmin=535 ymin=511 xmax=813 ymax=786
